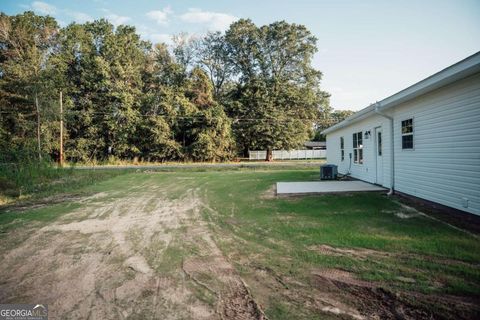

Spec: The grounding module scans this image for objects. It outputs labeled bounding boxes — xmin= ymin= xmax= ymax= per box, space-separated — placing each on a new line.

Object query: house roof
xmin=322 ymin=51 xmax=480 ymax=135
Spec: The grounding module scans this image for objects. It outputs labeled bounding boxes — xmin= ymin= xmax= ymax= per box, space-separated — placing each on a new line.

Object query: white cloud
xmin=99 ymin=9 xmax=130 ymax=27
xmin=149 ymin=33 xmax=173 ymax=45
xmin=146 ymin=7 xmax=173 ymax=25
xmin=67 ymin=11 xmax=93 ymax=23
xmin=27 ymin=2 xmax=92 ymax=24
xmin=31 ymin=1 xmax=57 ymax=15
xmin=136 ymin=25 xmax=172 ymax=45
xmin=180 ymin=8 xmax=237 ymax=31
xmin=106 ymin=13 xmax=131 ymax=27
xmin=57 ymin=19 xmax=67 ymax=27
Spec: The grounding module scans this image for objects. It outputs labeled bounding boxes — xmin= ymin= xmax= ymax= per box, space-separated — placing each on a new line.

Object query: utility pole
xmin=59 ymin=91 xmax=64 ymax=167
xmin=35 ymin=92 xmax=42 ymax=160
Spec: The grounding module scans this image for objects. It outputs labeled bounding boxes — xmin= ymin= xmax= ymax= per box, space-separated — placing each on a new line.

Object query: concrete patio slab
xmin=276 ymin=180 xmax=386 ymax=195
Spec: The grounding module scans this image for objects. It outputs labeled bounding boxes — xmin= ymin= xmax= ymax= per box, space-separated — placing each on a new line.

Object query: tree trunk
xmin=266 ymin=148 xmax=273 ymax=162
xmin=243 ymin=146 xmax=249 ymax=158
xmin=35 ymin=92 xmax=42 ymax=160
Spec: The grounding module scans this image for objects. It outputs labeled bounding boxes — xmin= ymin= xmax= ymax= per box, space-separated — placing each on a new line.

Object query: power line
xmin=0 ymin=110 xmax=342 ymax=123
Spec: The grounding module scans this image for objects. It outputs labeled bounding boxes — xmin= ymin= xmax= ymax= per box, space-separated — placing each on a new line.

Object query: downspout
xmin=374 ymin=103 xmax=395 ymax=196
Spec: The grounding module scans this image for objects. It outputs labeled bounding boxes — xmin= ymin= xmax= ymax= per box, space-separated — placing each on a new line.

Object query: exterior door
xmin=375 ymin=127 xmax=383 ymax=185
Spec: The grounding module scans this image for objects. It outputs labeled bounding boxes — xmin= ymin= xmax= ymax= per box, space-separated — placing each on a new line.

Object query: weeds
xmin=0 ymin=147 xmax=125 ymax=206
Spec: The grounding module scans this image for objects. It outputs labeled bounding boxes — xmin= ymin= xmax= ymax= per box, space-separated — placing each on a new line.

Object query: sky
xmin=1 ymin=0 xmax=479 ymax=111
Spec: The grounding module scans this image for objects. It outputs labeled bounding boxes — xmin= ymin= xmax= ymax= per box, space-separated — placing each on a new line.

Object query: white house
xmin=322 ymin=52 xmax=480 ymax=215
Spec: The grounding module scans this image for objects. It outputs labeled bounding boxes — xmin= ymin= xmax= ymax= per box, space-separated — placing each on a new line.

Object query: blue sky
xmin=1 ymin=0 xmax=479 ymax=110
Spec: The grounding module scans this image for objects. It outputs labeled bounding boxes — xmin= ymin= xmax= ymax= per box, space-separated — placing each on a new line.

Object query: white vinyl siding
xmin=325 ymin=72 xmax=480 ymax=215
xmin=392 ymin=72 xmax=480 ymax=215
xmin=326 ymin=114 xmax=392 ymax=187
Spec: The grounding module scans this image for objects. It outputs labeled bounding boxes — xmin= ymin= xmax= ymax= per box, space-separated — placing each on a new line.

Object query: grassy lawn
xmin=1 ymin=166 xmax=479 ymax=319
xmin=197 ymin=169 xmax=480 ymax=318
xmin=0 ymin=164 xmax=126 ymax=206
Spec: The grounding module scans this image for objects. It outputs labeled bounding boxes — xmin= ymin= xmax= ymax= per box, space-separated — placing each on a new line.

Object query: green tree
xmin=313 ymin=109 xmax=355 ymax=141
xmin=194 ymin=32 xmax=233 ymax=99
xmin=185 ymin=68 xmax=235 ymax=161
xmin=140 ymin=46 xmax=234 ymax=162
xmin=1 ymin=11 xmax=331 ymax=164
xmin=55 ymin=20 xmax=147 ymax=161
xmin=224 ymin=19 xmax=330 ymax=159
xmin=138 ymin=43 xmax=184 ymax=161
xmin=0 ymin=12 xmax=59 ymax=159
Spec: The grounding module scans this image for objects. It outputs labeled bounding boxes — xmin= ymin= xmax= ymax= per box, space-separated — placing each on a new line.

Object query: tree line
xmin=0 ymin=11 xmax=351 ymax=163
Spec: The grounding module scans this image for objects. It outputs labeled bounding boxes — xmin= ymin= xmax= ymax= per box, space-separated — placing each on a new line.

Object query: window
xmin=401 ymin=118 xmax=414 ymax=149
xmin=353 ymin=132 xmax=363 ymax=164
xmin=340 ymin=137 xmax=344 ymax=161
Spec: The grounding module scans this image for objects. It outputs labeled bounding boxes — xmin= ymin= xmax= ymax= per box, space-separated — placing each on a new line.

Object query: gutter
xmin=322 ymin=51 xmax=480 ymax=136
xmin=374 ymin=103 xmax=395 ymax=196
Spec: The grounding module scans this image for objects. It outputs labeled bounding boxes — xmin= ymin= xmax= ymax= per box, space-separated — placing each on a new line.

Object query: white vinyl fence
xmin=249 ymin=149 xmax=326 ymax=160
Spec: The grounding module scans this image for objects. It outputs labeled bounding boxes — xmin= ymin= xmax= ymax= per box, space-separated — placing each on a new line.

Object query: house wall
xmin=326 ymin=72 xmax=480 ymax=215
xmin=326 ymin=114 xmax=392 ymax=188
xmin=390 ymin=72 xmax=480 ymax=215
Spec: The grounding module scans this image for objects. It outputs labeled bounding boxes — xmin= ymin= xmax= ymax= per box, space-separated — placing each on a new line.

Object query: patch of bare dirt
xmin=311 ymin=268 xmax=374 ymax=288
xmin=181 ymin=221 xmax=267 ymax=320
xmin=394 ymin=212 xmax=423 ymax=219
xmin=0 ymin=185 xmax=265 ymax=319
xmin=308 ymin=244 xmax=392 ymax=260
xmin=245 ymin=263 xmax=366 ymax=319
xmin=308 ymin=243 xmax=480 ymax=269
xmin=381 ymin=203 xmax=425 ymax=220
xmin=243 ymin=242 xmax=480 ymax=319
xmin=310 ymin=268 xmax=480 ymax=320
xmin=259 ymin=185 xmax=276 ymax=199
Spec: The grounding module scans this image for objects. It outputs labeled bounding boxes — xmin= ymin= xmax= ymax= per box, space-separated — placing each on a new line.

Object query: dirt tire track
xmin=0 ymin=183 xmax=268 ymax=319
xmin=0 ymin=187 xmax=202 ymax=318
xmin=180 ymin=200 xmax=267 ymax=320
xmin=182 ymin=256 xmax=266 ymax=320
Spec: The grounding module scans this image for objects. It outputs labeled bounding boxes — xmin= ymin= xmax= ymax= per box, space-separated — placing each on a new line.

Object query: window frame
xmin=352 ymin=131 xmax=363 ymax=164
xmin=340 ymin=137 xmax=344 ymax=161
xmin=377 ymin=130 xmax=382 ymax=156
xmin=401 ymin=117 xmax=414 ymax=150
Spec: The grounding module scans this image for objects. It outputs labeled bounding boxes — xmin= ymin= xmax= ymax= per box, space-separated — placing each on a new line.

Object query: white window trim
xmin=353 ymin=131 xmax=363 ymax=165
xmin=401 ymin=117 xmax=415 ymax=151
